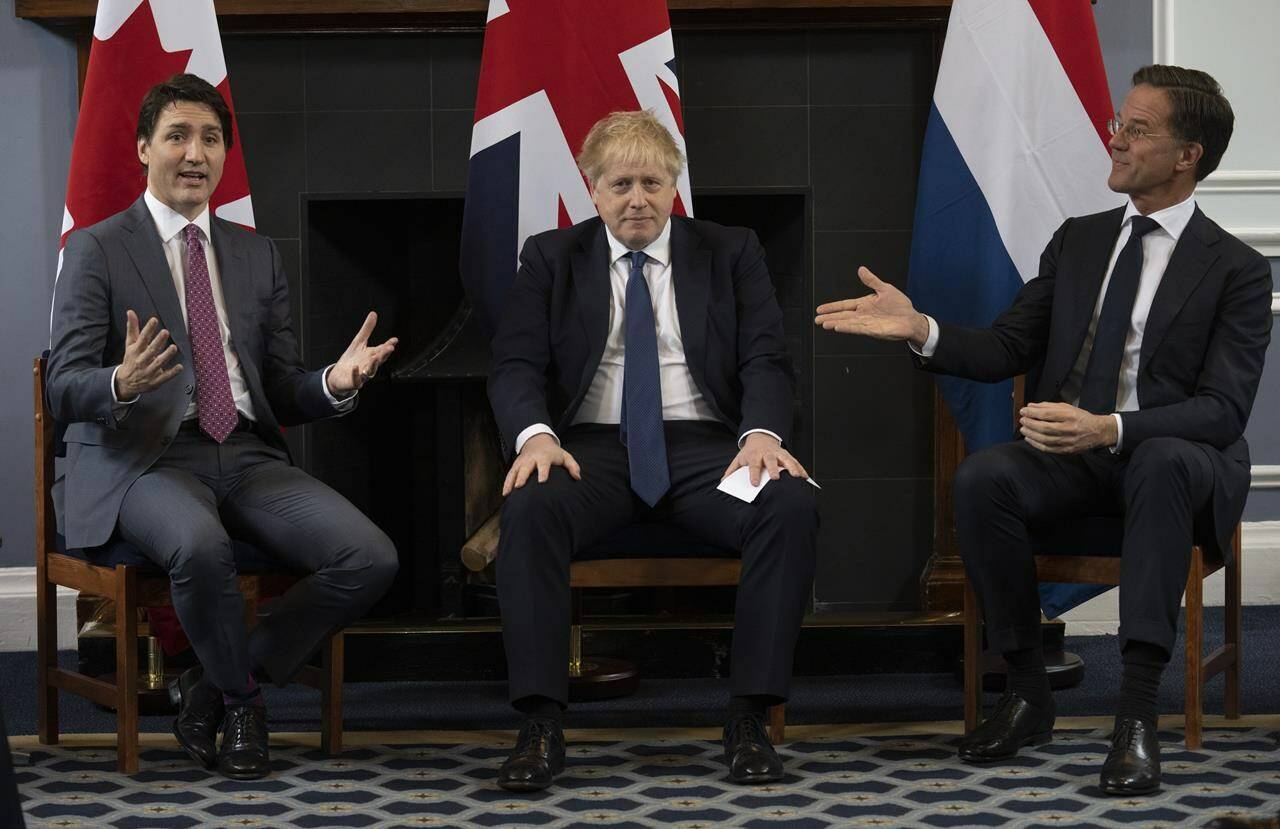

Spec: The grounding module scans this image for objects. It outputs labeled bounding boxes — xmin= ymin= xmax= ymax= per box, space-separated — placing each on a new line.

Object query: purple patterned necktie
xmin=183 ymin=224 xmax=238 ymax=443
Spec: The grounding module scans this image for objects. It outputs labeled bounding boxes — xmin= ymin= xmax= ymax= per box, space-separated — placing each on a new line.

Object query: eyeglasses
xmin=1106 ymin=116 xmax=1175 ymax=143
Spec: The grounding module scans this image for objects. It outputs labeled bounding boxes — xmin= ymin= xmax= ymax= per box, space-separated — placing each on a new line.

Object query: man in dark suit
xmin=487 ymin=111 xmax=818 ymax=791
xmin=816 ymin=65 xmax=1271 ymax=794
xmin=47 ymin=74 xmax=399 ymax=780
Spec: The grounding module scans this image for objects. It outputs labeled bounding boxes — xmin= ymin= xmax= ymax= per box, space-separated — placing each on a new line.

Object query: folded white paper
xmin=716 ymin=465 xmax=821 ymax=504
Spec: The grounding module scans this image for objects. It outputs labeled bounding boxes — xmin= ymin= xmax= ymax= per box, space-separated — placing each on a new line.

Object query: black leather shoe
xmin=723 ymin=714 xmax=784 ymax=784
xmin=958 ymin=690 xmax=1055 ymax=763
xmin=1099 ymin=717 xmax=1161 ymax=795
xmin=216 ymin=704 xmax=271 ymax=780
xmin=169 ymin=666 xmax=223 ymax=769
xmin=497 ymin=718 xmax=565 ymax=792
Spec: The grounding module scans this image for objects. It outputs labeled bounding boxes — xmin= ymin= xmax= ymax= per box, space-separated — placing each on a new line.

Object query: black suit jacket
xmin=47 ymin=195 xmax=342 ymax=548
xmin=920 ymin=205 xmax=1273 ymax=557
xmin=487 ymin=216 xmax=795 ymax=456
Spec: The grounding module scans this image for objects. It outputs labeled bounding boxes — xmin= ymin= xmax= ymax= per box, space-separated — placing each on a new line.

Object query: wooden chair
xmin=962 ymin=521 xmax=1242 ymax=750
xmin=34 ymin=356 xmax=345 ymax=773
xmin=569 ymin=528 xmax=787 ymax=744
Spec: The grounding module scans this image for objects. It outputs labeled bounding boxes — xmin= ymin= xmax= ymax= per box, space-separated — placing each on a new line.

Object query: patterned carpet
xmin=15 ymin=724 xmax=1280 ymax=828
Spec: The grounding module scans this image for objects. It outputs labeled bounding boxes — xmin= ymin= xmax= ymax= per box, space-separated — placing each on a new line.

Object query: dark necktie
xmin=183 ymin=224 xmax=238 ymax=443
xmin=1077 ymin=215 xmax=1161 ymax=415
xmin=619 ymin=251 xmax=670 ymax=506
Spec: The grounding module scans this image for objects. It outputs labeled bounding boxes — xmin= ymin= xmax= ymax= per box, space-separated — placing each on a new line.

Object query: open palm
xmin=814 ymin=266 xmax=926 ymax=342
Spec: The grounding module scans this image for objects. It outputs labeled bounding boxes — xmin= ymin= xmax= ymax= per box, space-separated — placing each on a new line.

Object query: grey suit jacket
xmin=48 ymin=196 xmax=343 ymax=549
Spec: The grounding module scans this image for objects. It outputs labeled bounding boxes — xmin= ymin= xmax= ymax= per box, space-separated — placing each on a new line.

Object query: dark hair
xmin=1131 ymin=64 xmax=1233 ymax=181
xmin=135 ymin=73 xmax=235 ymax=152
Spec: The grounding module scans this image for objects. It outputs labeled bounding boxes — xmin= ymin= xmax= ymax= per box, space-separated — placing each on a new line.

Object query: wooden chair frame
xmin=34 ymin=357 xmax=345 ymax=773
xmin=962 ymin=527 xmax=1242 ymax=750
xmin=569 ymin=557 xmax=787 ymax=743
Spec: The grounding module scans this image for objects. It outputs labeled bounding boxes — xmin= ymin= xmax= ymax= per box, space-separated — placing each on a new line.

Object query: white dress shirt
xmin=515 ymin=219 xmax=781 ymax=453
xmin=112 ymin=189 xmax=351 ymax=419
xmin=914 ymin=194 xmax=1198 ymax=451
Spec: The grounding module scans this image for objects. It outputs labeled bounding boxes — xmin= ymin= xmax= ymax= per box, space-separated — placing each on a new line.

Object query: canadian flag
xmin=459 ymin=0 xmax=691 ymax=337
xmin=58 ymin=0 xmax=253 ymax=275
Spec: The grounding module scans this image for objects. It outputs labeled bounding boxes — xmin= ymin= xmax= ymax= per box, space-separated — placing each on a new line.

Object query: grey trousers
xmin=116 ymin=423 xmax=398 ymax=693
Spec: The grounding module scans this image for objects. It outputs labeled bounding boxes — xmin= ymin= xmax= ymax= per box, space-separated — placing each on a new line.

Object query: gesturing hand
xmin=503 ymin=433 xmax=582 ymax=496
xmin=1019 ymin=402 xmax=1118 ymax=454
xmin=328 ymin=311 xmax=399 ymax=396
xmin=815 ymin=266 xmax=931 ymax=348
xmin=722 ymin=433 xmax=808 ymax=487
xmin=115 ymin=309 xmax=183 ymax=399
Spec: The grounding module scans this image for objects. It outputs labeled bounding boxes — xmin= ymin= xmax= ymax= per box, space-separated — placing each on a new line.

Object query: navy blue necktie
xmin=619 ymin=251 xmax=670 ymax=506
xmin=1078 ymin=215 xmax=1161 ymax=414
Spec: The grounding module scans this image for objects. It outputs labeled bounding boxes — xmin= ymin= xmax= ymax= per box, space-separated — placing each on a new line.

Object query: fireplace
xmin=298 ymin=190 xmax=811 ymax=621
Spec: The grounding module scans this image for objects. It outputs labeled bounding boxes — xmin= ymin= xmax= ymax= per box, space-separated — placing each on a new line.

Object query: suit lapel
xmin=572 ymin=222 xmax=612 ymax=395
xmin=671 ymin=218 xmax=711 ymax=381
xmin=121 ymin=196 xmax=193 ymax=361
xmin=1140 ymin=207 xmax=1217 ymax=365
xmin=209 ymin=217 xmax=254 ymax=343
xmin=1066 ymin=207 xmax=1127 ymax=353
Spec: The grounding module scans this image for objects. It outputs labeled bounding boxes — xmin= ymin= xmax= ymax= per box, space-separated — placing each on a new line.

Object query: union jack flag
xmin=460 ymin=0 xmax=692 ymax=337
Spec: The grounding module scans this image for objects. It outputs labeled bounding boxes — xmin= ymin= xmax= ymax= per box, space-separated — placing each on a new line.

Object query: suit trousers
xmin=115 ymin=423 xmax=398 ymax=693
xmin=955 ymin=436 xmax=1215 ymax=656
xmin=497 ymin=421 xmax=819 ymax=706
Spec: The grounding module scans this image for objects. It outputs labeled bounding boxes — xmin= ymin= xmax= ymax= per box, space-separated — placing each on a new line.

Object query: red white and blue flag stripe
xmin=908 ymin=0 xmax=1122 ymax=450
xmin=460 ymin=0 xmax=692 ymax=337
xmin=906 ymin=0 xmax=1124 ymax=614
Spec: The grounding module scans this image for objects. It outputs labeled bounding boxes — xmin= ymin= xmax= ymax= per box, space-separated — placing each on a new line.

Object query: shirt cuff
xmin=1109 ymin=413 xmax=1124 ymax=453
xmin=738 ymin=428 xmax=783 ymax=448
xmin=516 ymin=423 xmax=559 ymax=454
xmin=110 ymin=366 xmax=139 ymax=405
xmin=907 ymin=315 xmax=939 ymax=358
xmin=322 ymin=364 xmax=358 ymax=411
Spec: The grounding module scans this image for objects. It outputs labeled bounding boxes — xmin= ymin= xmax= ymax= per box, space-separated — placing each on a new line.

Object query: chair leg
xmin=962 ymin=578 xmax=982 ymax=733
xmin=569 ymin=588 xmax=583 ymax=677
xmin=320 ymin=631 xmax=345 ymax=756
xmin=1184 ymin=547 xmax=1204 ymax=751
xmin=36 ymin=571 xmax=59 ymax=745
xmin=115 ymin=567 xmax=140 ymax=774
xmin=1224 ymin=528 xmax=1242 ymax=720
xmin=768 ymin=703 xmax=786 ymax=745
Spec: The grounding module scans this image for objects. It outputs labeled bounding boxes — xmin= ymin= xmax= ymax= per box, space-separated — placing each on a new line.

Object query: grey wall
xmin=1243 ymin=258 xmax=1280 ymax=521
xmin=0 ymin=1 xmax=77 ymax=568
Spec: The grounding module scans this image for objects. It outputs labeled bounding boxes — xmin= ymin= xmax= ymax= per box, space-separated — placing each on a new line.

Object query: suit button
xmin=161 ymin=436 xmax=171 ymax=446
xmin=185 ymin=384 xmax=194 ymax=395
xmin=96 ymin=417 xmax=105 ymax=424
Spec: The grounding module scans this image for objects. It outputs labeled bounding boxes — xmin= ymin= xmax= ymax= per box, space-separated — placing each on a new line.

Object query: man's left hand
xmin=328 ymin=311 xmax=399 ymax=396
xmin=1019 ymin=402 xmax=1117 ymax=454
xmin=722 ymin=433 xmax=808 ymax=486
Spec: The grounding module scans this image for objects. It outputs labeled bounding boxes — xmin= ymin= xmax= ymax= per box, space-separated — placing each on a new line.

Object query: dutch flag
xmin=906 ymin=0 xmax=1126 ymax=614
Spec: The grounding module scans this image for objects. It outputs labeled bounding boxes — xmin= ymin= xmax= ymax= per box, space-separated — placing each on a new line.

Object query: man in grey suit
xmin=48 ymin=74 xmax=399 ymax=780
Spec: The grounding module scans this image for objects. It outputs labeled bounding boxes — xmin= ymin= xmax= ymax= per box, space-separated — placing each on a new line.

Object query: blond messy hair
xmin=576 ymin=110 xmax=685 ymax=185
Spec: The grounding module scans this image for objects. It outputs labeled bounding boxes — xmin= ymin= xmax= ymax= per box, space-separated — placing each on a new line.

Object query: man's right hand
xmin=502 ymin=433 xmax=582 ymax=496
xmin=815 ymin=266 xmax=931 ymax=349
xmin=114 ymin=309 xmax=183 ymax=400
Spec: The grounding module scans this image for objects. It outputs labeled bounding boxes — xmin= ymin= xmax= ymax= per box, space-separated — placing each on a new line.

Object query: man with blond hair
xmin=487 ymin=110 xmax=818 ymax=791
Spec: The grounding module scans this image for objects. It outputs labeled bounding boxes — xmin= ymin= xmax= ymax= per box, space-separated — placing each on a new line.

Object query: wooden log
xmin=461 ymin=511 xmax=501 ymax=572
